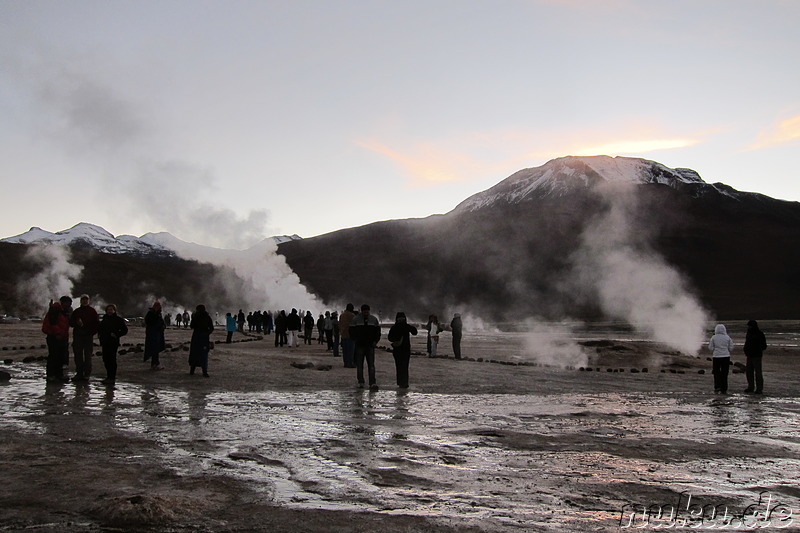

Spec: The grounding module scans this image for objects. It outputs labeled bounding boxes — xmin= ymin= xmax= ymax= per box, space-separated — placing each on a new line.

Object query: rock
xmin=3 ymin=359 xmax=12 ymax=364
xmin=698 ymin=369 xmax=706 ymax=374
xmin=0 ymin=370 xmax=10 ymax=381
xmin=22 ymin=355 xmax=37 ymax=363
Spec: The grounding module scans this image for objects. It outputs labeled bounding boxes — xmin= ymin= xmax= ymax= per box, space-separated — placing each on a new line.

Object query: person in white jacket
xmin=709 ymin=324 xmax=734 ymax=394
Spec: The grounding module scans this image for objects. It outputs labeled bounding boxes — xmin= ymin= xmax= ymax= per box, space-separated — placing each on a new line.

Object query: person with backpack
xmin=387 ymin=312 xmax=418 ymax=389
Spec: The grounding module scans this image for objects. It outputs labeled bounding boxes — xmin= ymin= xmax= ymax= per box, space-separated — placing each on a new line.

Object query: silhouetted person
xmin=339 ymin=304 xmax=356 ymax=368
xmin=144 ymin=300 xmax=166 ymax=370
xmin=350 ymin=304 xmax=381 ymax=390
xmin=743 ymin=319 xmax=767 ymax=394
xmin=387 ymin=312 xmax=417 ymax=389
xmin=69 ymin=294 xmax=99 ymax=381
xmin=189 ymin=304 xmax=214 ymax=377
xmin=42 ymin=301 xmax=70 ymax=383
xmin=450 ymin=313 xmax=463 ymax=360
xmin=225 ymin=312 xmax=236 ymax=343
xmin=97 ymin=304 xmax=128 ymax=385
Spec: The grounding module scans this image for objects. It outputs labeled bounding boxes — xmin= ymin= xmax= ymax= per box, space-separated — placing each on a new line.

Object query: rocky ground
xmin=1 ymin=321 xmax=799 ymax=532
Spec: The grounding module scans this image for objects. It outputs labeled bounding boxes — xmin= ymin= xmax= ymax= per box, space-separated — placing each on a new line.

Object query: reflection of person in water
xmin=189 ymin=304 xmax=214 ymax=378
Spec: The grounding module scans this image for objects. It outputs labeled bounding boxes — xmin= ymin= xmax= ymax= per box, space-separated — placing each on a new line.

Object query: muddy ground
xmin=1 ymin=321 xmax=799 ymax=532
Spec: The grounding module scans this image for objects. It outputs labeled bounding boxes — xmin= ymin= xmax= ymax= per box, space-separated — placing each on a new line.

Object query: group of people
xmin=41 ymin=293 xmax=464 ymax=391
xmin=42 ymin=295 xmax=128 ymax=385
xmin=708 ymin=320 xmax=768 ymax=394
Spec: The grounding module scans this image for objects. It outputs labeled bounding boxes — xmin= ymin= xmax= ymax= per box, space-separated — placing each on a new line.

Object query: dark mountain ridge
xmin=277 ymin=156 xmax=800 ymax=320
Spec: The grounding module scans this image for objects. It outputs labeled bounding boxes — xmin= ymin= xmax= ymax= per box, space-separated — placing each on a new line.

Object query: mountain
xmin=276 ymin=156 xmax=800 ymax=321
xmin=0 ymin=225 xmax=303 ymax=317
xmin=2 ymin=155 xmax=799 ymax=322
xmin=1 ymin=223 xmax=172 ymax=255
xmin=1 ymin=223 xmax=302 ymax=254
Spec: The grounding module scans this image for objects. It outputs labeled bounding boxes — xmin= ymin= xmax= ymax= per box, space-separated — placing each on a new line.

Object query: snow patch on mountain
xmin=454 ymin=155 xmax=708 ymax=212
xmin=1 ymin=223 xmax=302 ymax=255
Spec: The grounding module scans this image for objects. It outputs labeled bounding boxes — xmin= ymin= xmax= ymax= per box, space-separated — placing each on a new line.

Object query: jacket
xmin=349 ymin=314 xmax=381 ymax=346
xmin=98 ymin=313 xmax=128 ymax=347
xmin=709 ymin=324 xmax=734 ymax=357
xmin=70 ymin=304 xmax=99 ymax=337
xmin=743 ymin=326 xmax=767 ymax=358
xmin=42 ymin=303 xmax=69 ymax=340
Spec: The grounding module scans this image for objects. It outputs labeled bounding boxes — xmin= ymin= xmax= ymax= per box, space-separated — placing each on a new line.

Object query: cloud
xmin=748 ymin=114 xmax=800 ymax=150
xmin=358 ymin=124 xmax=705 ymax=187
xmin=19 ymin=56 xmax=270 ymax=249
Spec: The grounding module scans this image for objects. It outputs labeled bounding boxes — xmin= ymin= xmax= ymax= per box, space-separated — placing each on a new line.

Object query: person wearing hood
xmin=387 ymin=312 xmax=418 ymax=389
xmin=97 ymin=304 xmax=128 ymax=385
xmin=144 ymin=300 xmax=166 ymax=370
xmin=709 ymin=324 xmax=734 ymax=394
xmin=743 ymin=320 xmax=767 ymax=394
xmin=189 ymin=304 xmax=214 ymax=377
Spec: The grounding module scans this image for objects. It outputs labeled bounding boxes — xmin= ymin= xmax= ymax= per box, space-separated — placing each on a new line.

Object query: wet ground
xmin=2 ymin=321 xmax=800 ymax=531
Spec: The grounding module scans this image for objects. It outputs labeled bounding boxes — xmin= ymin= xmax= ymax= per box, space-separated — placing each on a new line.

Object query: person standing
xmin=709 ymin=324 xmax=734 ymax=394
xmin=286 ymin=308 xmax=301 ymax=347
xmin=350 ymin=304 xmax=381 ymax=390
xmin=225 ymin=312 xmax=236 ymax=343
xmin=450 ymin=313 xmax=463 ymax=360
xmin=189 ymin=304 xmax=214 ymax=377
xmin=264 ymin=311 xmax=274 ymax=335
xmin=387 ymin=312 xmax=418 ymax=389
xmin=331 ymin=311 xmax=340 ymax=358
xmin=743 ymin=319 xmax=767 ymax=394
xmin=42 ymin=301 xmax=70 ymax=383
xmin=69 ymin=294 xmax=99 ymax=381
xmin=182 ymin=310 xmax=190 ymax=329
xmin=339 ymin=304 xmax=356 ymax=368
xmin=58 ymin=296 xmax=73 ymax=371
xmin=324 ymin=311 xmax=334 ymax=351
xmin=175 ymin=312 xmax=183 ymax=329
xmin=144 ymin=300 xmax=166 ymax=370
xmin=237 ymin=309 xmax=245 ymax=333
xmin=428 ymin=315 xmax=442 ymax=358
xmin=97 ymin=304 xmax=128 ymax=385
xmin=274 ymin=310 xmax=287 ymax=347
xmin=303 ymin=311 xmax=315 ymax=344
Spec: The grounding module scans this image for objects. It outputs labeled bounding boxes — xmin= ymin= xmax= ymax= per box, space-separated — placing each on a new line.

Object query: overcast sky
xmin=1 ymin=0 xmax=798 ymax=248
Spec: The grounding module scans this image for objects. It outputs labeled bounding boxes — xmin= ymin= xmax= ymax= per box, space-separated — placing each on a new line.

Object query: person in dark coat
xmin=144 ymin=300 xmax=166 ymax=370
xmin=97 ymin=304 xmax=128 ymax=384
xmin=225 ymin=312 xmax=236 ymax=343
xmin=274 ymin=310 xmax=287 ymax=347
xmin=349 ymin=304 xmax=382 ymax=391
xmin=69 ymin=294 xmax=100 ymax=381
xmin=42 ymin=301 xmax=70 ymax=383
xmin=189 ymin=304 xmax=214 ymax=377
xmin=387 ymin=312 xmax=418 ymax=389
xmin=286 ymin=308 xmax=302 ymax=347
xmin=57 ymin=296 xmax=73 ymax=369
xmin=743 ymin=319 xmax=767 ymax=394
xmin=450 ymin=313 xmax=463 ymax=360
xmin=303 ymin=311 xmax=315 ymax=345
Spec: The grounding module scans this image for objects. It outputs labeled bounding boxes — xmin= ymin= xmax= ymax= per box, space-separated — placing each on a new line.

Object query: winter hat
xmin=396 ymin=312 xmax=406 ymax=320
xmin=747 ymin=320 xmax=759 ymax=328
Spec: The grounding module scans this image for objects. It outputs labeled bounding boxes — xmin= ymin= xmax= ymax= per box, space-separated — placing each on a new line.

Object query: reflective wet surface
xmin=3 ymin=355 xmax=800 ymax=531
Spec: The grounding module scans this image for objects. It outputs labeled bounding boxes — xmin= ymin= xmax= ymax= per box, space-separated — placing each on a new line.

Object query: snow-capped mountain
xmin=454 ymin=155 xmax=707 ymax=212
xmin=1 ymin=223 xmax=302 ymax=255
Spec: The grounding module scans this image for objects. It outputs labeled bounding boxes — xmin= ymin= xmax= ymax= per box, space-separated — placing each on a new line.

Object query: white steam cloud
xmin=17 ymin=245 xmax=83 ymax=314
xmin=143 ymin=233 xmax=322 ymax=314
xmin=520 ymin=320 xmax=589 ymax=368
xmin=567 ymin=183 xmax=709 ymax=355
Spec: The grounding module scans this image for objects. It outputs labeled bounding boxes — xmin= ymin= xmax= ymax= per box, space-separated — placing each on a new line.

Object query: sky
xmin=1 ymin=0 xmax=799 ymax=249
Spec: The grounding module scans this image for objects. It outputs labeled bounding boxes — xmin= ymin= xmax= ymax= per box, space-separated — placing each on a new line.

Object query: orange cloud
xmin=749 ymin=115 xmax=800 ymax=150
